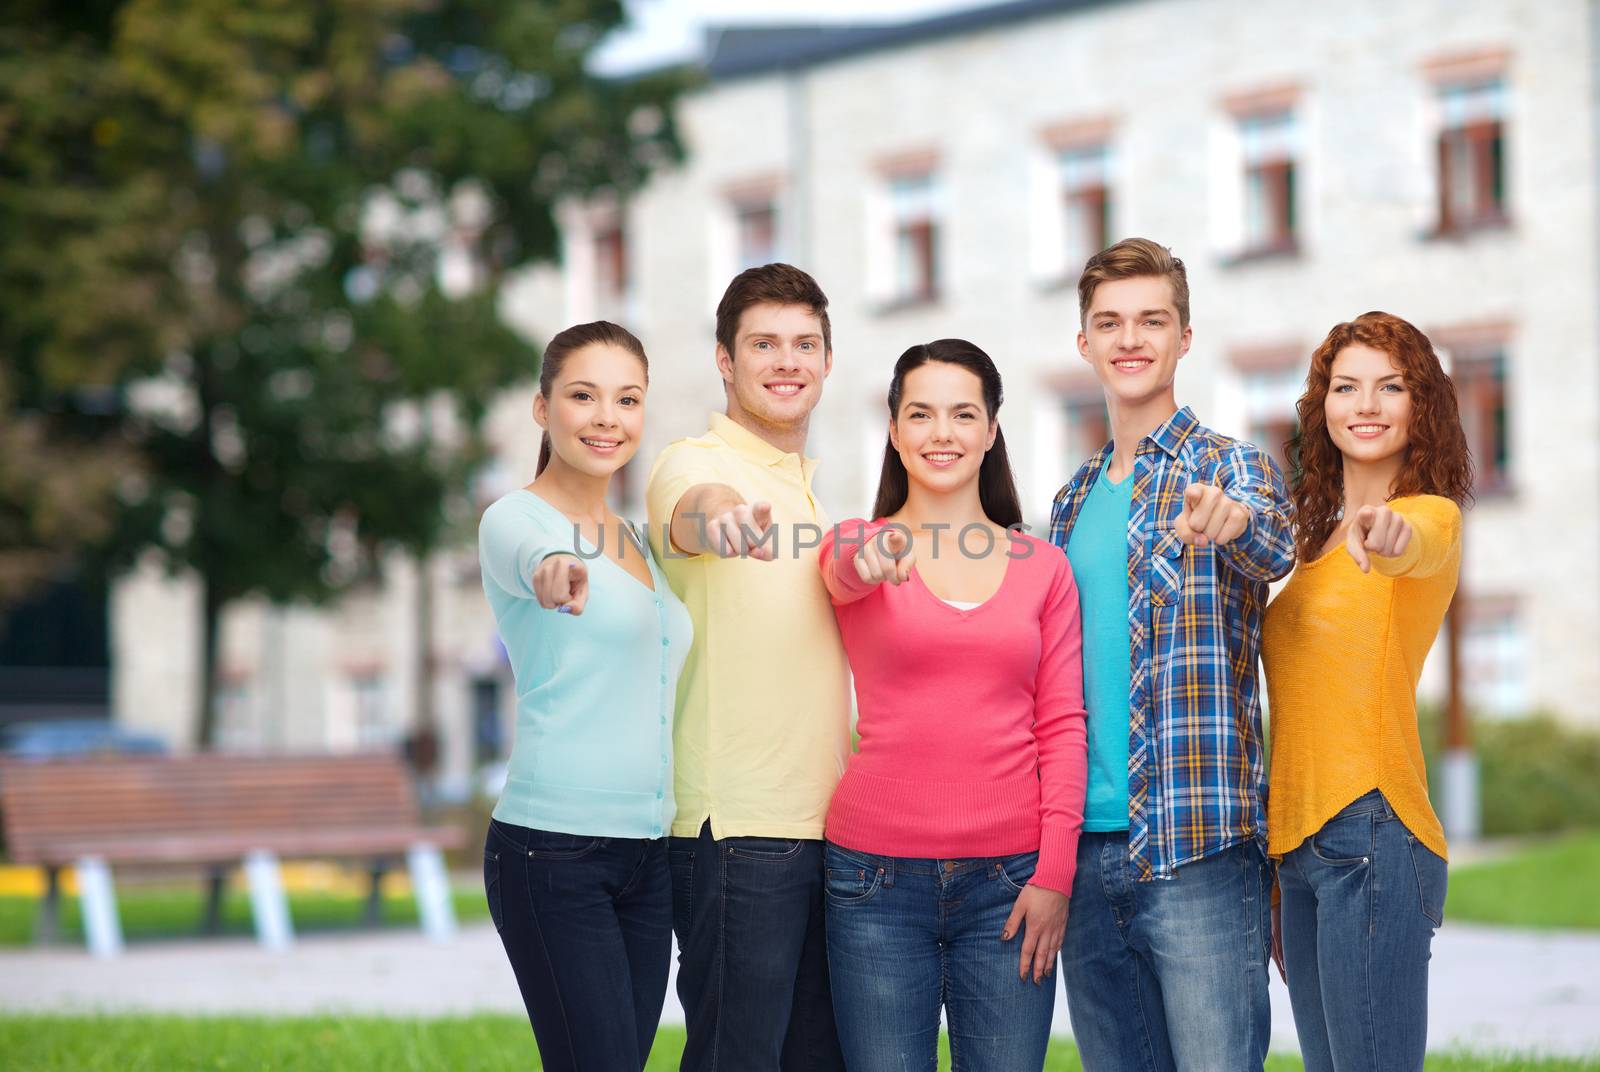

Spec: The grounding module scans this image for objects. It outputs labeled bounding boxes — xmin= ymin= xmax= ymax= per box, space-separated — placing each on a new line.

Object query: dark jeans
xmin=669 ymin=820 xmax=846 ymax=1071
xmin=1060 ymin=833 xmax=1272 ymax=1072
xmin=484 ymin=818 xmax=672 ymax=1072
xmin=1278 ymin=790 xmax=1448 ymax=1072
xmin=825 ymin=843 xmax=1057 ymax=1072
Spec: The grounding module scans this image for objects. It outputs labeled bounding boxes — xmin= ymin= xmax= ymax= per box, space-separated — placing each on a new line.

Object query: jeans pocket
xmin=727 ymin=836 xmax=805 ymax=862
xmin=995 ymin=850 xmax=1040 ymax=893
xmin=483 ymin=850 xmax=505 ymax=933
xmin=1407 ymin=835 xmax=1448 ymax=928
xmin=526 ymin=828 xmax=603 ymax=860
xmin=1308 ymin=811 xmax=1373 ymax=867
xmin=824 ymin=859 xmax=884 ymax=906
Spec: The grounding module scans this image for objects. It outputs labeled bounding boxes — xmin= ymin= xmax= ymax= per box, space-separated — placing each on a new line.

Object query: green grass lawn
xmin=0 ymin=887 xmax=489 ymax=946
xmin=1446 ymin=832 xmax=1600 ymax=930
xmin=2 ymin=1017 xmax=1596 ymax=1071
xmin=1 ymin=1016 xmax=1595 ymax=1071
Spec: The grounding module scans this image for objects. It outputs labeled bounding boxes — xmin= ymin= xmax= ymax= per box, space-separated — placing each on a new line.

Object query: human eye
xmin=571 ymin=390 xmax=593 ymax=401
xmin=620 ymin=395 xmax=641 ymax=406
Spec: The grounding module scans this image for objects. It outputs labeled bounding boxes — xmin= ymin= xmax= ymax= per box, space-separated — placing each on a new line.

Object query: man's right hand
xmin=532 ymin=554 xmax=588 ymax=615
xmin=705 ymin=500 xmax=777 ymax=560
xmin=853 ymin=525 xmax=915 ymax=586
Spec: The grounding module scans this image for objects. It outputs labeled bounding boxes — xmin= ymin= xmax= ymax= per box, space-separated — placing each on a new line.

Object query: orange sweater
xmin=1261 ymin=495 xmax=1461 ymax=861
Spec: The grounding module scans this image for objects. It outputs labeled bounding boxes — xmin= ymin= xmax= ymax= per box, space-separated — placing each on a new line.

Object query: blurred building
xmin=115 ymin=0 xmax=1600 ymax=791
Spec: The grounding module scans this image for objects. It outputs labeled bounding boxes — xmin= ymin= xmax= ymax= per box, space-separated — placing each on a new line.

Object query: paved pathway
xmin=3 ymin=922 xmax=1597 ymax=1058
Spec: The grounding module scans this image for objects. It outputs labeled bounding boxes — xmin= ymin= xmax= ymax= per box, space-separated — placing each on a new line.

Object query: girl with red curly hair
xmin=1261 ymin=311 xmax=1473 ymax=1072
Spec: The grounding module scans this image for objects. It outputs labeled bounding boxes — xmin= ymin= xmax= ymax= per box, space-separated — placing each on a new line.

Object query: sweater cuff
xmin=1030 ymin=823 xmax=1081 ymax=895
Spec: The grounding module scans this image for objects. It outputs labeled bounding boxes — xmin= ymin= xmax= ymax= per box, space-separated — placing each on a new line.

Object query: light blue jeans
xmin=1060 ymin=833 xmax=1272 ymax=1071
xmin=824 ymin=843 xmax=1057 ymax=1071
xmin=1278 ymin=789 xmax=1447 ymax=1072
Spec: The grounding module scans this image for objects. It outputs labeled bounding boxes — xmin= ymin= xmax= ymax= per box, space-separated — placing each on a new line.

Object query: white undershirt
xmin=942 ymin=599 xmax=982 ymax=611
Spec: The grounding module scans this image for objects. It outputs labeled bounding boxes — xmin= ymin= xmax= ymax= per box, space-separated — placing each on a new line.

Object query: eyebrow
xmin=1091 ymin=309 xmax=1172 ymax=320
xmin=744 ymin=332 xmax=823 ymax=342
xmin=1330 ymin=374 xmax=1404 ymax=382
xmin=564 ymin=380 xmax=645 ymax=391
xmin=905 ymin=401 xmax=982 ymax=410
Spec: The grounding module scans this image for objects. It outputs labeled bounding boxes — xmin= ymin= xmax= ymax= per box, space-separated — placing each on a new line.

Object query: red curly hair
xmin=1288 ymin=311 xmax=1474 ymax=561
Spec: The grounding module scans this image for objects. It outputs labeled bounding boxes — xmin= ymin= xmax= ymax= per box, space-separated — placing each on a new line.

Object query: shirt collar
xmin=1143 ymin=405 xmax=1200 ymax=459
xmin=708 ymin=412 xmax=819 ymax=479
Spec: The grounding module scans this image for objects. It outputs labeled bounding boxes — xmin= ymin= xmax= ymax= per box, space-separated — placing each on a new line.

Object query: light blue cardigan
xmin=478 ymin=490 xmax=691 ymax=839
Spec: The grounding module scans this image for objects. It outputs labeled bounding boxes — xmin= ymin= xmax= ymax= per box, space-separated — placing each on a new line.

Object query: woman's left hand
xmin=1001 ymin=884 xmax=1069 ymax=985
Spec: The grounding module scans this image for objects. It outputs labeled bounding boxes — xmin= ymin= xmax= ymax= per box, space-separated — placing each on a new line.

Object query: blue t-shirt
xmin=479 ymin=490 xmax=693 ymax=839
xmin=1064 ymin=468 xmax=1133 ymax=832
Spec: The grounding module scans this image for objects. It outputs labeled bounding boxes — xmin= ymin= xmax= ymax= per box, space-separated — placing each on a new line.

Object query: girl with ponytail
xmin=477 ymin=321 xmax=692 ymax=1071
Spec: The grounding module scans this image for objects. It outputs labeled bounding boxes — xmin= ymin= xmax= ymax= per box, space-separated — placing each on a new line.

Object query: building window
xmin=593 ymin=221 xmax=628 ymax=314
xmin=1240 ymin=363 xmax=1305 ymax=477
xmin=888 ymin=172 xmax=940 ymax=305
xmin=1436 ymin=80 xmax=1507 ymax=234
xmin=733 ymin=199 xmax=778 ymax=271
xmin=1062 ymin=388 xmax=1110 ymax=467
xmin=352 ymin=673 xmax=392 ymax=749
xmin=1462 ymin=599 xmax=1526 ymax=717
xmin=1239 ymin=111 xmax=1298 ymax=256
xmin=1451 ymin=348 xmax=1511 ymax=494
xmin=1058 ymin=144 xmax=1112 ymax=275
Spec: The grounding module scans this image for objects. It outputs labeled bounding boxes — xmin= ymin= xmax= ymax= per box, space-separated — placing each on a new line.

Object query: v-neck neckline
xmin=906 ymin=532 xmax=1023 ymax=618
xmin=519 ymin=490 xmax=658 ymax=596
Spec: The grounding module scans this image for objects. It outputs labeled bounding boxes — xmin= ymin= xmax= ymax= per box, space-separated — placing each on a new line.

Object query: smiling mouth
xmin=1348 ymin=424 xmax=1390 ymax=437
xmin=922 ymin=452 xmax=962 ymax=466
xmin=1111 ymin=357 xmax=1154 ymax=372
xmin=580 ymin=437 xmax=622 ymax=449
xmin=765 ymin=383 xmax=803 ymax=396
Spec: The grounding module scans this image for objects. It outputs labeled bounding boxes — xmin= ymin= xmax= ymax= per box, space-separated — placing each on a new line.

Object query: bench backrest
xmin=0 ymin=753 xmax=421 ymax=863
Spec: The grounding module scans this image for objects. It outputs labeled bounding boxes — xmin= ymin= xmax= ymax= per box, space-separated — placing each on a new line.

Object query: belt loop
xmin=880 ymin=857 xmax=894 ymax=889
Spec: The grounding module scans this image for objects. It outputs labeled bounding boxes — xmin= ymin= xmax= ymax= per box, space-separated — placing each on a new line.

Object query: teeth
xmin=768 ymin=384 xmax=801 ymax=395
xmin=1113 ymin=359 xmax=1150 ymax=369
xmin=581 ymin=438 xmax=619 ymax=447
xmin=924 ymin=453 xmax=960 ymax=462
xmin=1350 ymin=425 xmax=1386 ymax=433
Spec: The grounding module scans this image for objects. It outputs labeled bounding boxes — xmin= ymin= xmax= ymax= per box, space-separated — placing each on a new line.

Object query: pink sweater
xmin=819 ymin=519 xmax=1088 ymax=894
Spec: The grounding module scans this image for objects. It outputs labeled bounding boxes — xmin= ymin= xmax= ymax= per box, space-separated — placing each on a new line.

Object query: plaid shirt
xmin=1049 ymin=407 xmax=1293 ymax=881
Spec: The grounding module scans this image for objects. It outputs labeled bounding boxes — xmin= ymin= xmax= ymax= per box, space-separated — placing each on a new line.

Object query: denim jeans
xmin=669 ymin=821 xmax=845 ymax=1071
xmin=483 ymin=819 xmax=671 ymax=1071
xmin=1278 ymin=789 xmax=1447 ymax=1072
xmin=1060 ymin=833 xmax=1272 ymax=1071
xmin=824 ymin=843 xmax=1057 ymax=1072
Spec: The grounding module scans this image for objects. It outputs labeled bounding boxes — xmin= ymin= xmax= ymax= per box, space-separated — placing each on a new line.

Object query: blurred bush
xmin=1422 ymin=706 xmax=1600 ymax=836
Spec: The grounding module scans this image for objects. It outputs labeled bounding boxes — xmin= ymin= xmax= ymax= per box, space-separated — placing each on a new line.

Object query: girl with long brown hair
xmin=1262 ymin=311 xmax=1473 ymax=1072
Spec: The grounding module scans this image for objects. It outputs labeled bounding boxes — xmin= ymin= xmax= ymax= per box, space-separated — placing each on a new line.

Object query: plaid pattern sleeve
xmin=1049 ymin=408 xmax=1292 ymax=880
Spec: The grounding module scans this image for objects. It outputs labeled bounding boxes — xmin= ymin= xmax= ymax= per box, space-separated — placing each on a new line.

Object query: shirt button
xmin=656 ymin=790 xmax=664 ymax=800
xmin=660 ymin=637 xmax=669 ymax=647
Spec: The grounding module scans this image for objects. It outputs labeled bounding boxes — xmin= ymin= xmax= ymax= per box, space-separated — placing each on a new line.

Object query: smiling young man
xmin=645 ymin=263 xmax=849 ymax=1071
xmin=1048 ymin=238 xmax=1295 ymax=1071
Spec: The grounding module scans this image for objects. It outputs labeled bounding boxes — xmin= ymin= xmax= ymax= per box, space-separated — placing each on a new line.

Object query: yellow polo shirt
xmin=646 ymin=412 xmax=851 ymax=840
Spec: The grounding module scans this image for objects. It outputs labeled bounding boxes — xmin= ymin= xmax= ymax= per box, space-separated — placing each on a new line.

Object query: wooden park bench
xmin=0 ymin=752 xmax=465 ymax=957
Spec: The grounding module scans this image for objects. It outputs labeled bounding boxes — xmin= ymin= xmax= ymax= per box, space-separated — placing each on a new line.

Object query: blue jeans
xmin=1060 ymin=833 xmax=1272 ymax=1071
xmin=824 ymin=843 xmax=1057 ymax=1072
xmin=669 ymin=821 xmax=845 ymax=1071
xmin=1278 ymin=790 xmax=1447 ymax=1072
xmin=484 ymin=819 xmax=671 ymax=1071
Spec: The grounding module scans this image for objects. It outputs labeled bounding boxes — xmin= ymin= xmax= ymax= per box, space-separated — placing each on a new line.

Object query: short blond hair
xmin=1077 ymin=237 xmax=1190 ymax=330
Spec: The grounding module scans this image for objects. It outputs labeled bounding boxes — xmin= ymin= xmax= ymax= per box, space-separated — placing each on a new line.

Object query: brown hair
xmin=872 ymin=339 xmax=1024 ymax=528
xmin=536 ymin=321 xmax=648 ymax=476
xmin=714 ymin=262 xmax=831 ymax=358
xmin=1077 ymin=237 xmax=1191 ymax=330
xmin=1288 ymin=311 xmax=1474 ymax=559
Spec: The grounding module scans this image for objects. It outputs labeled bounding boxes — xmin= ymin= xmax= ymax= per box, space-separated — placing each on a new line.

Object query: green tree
xmin=0 ymin=0 xmax=686 ymax=746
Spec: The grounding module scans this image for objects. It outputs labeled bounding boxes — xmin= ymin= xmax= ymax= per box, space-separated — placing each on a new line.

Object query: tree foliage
xmin=0 ymin=0 xmax=687 ymax=743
